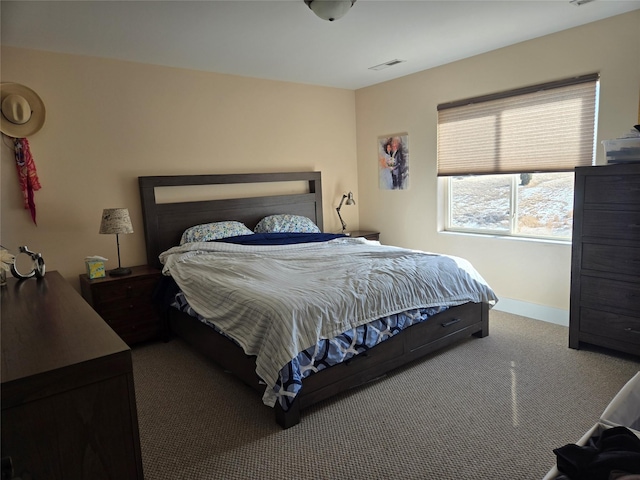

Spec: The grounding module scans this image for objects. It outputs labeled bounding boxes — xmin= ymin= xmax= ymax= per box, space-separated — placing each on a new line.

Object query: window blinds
xmin=437 ymin=74 xmax=598 ymax=176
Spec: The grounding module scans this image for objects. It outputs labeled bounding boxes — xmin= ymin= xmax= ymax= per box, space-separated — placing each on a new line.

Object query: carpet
xmin=132 ymin=310 xmax=639 ymax=479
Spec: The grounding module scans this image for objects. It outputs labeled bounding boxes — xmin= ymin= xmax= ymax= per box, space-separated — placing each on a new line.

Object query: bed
xmin=139 ymin=171 xmax=497 ymax=428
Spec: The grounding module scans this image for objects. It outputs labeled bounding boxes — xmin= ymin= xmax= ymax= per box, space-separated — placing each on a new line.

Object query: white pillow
xmin=180 ymin=221 xmax=253 ymax=245
xmin=254 ymin=214 xmax=321 ymax=234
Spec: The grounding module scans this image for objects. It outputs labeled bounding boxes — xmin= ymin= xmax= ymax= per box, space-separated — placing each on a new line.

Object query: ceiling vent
xmin=368 ymin=59 xmax=406 ymax=71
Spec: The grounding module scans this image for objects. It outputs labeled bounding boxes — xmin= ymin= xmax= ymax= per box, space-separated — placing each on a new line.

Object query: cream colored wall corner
xmin=0 ymin=47 xmax=358 ymax=288
xmin=355 ymin=11 xmax=640 ymax=313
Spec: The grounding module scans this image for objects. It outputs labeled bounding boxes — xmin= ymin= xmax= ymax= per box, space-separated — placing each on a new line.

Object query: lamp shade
xmin=99 ymin=208 xmax=133 ymax=235
xmin=345 ymin=192 xmax=355 ymax=205
xmin=304 ymin=0 xmax=356 ymax=21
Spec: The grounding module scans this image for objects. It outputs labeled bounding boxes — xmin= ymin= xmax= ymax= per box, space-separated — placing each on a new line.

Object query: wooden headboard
xmin=138 ymin=172 xmax=323 ymax=268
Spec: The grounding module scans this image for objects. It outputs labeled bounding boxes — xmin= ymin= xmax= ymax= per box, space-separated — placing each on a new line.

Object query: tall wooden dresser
xmin=569 ymin=163 xmax=640 ymax=356
xmin=1 ymin=272 xmax=144 ymax=479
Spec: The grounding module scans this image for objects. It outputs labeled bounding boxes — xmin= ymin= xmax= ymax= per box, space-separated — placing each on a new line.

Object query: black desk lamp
xmin=336 ymin=192 xmax=356 ymax=233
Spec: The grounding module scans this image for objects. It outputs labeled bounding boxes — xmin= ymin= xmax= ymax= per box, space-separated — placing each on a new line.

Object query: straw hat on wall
xmin=0 ymin=83 xmax=46 ymax=138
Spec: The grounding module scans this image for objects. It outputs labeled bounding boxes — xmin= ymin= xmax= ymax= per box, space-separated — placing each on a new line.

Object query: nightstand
xmin=80 ymin=265 xmax=162 ymax=346
xmin=347 ymin=230 xmax=380 ymax=241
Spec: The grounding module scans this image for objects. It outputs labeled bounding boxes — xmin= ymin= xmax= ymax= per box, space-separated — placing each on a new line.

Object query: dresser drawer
xmin=584 ymin=174 xmax=640 ymax=205
xmin=580 ymin=307 xmax=640 ymax=347
xmin=582 ymin=210 xmax=640 ymax=242
xmin=582 ymin=243 xmax=640 ymax=276
xmin=581 ymin=276 xmax=640 ymax=315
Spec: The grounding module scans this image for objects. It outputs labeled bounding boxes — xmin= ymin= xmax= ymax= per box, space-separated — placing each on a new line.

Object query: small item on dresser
xmin=10 ymin=245 xmax=45 ymax=280
xmin=602 ymin=127 xmax=640 ymax=164
xmin=85 ymin=255 xmax=107 ymax=279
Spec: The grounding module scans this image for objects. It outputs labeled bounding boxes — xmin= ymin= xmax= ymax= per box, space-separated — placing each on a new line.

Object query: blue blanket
xmin=213 ymin=232 xmax=346 ymax=245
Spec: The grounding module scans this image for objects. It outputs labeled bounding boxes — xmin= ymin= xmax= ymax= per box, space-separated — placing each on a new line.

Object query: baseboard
xmin=492 ymin=297 xmax=569 ymax=327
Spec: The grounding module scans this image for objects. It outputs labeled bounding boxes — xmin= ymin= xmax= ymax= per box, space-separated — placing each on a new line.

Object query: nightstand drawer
xmin=99 ymin=300 xmax=158 ymax=325
xmin=92 ymin=277 xmax=158 ymax=306
xmin=116 ymin=323 xmax=162 ymax=346
xmin=103 ymin=312 xmax=159 ymax=331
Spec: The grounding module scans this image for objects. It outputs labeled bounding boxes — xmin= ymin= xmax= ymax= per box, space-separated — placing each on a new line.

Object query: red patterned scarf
xmin=13 ymin=138 xmax=41 ymax=225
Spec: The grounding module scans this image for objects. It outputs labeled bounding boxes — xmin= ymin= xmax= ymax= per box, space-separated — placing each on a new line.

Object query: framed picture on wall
xmin=378 ymin=133 xmax=409 ymax=190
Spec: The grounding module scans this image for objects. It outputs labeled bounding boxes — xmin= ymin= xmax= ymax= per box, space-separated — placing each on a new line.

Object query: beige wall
xmin=1 ymin=47 xmax=358 ymax=287
xmin=2 ymin=12 xmax=638 ymax=314
xmin=355 ymin=11 xmax=640 ymax=315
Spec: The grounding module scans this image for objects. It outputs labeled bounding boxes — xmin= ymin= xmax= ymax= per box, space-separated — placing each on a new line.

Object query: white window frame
xmin=443 ymin=172 xmax=575 ymax=242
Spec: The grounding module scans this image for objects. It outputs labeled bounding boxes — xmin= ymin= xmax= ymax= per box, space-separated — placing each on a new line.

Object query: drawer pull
xmin=441 ymin=318 xmax=462 ymax=328
xmin=624 ymin=327 xmax=640 ymax=335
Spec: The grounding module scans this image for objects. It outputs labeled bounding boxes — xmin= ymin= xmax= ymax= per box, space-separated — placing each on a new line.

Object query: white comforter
xmin=159 ymin=237 xmax=498 ymax=406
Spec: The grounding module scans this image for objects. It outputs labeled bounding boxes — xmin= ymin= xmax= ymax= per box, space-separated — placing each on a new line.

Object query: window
xmin=448 ymin=172 xmax=575 ymax=239
xmin=438 ymin=74 xmax=598 ymax=241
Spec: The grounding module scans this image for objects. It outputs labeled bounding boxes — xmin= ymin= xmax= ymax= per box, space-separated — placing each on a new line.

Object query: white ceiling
xmin=2 ymin=0 xmax=639 ymax=90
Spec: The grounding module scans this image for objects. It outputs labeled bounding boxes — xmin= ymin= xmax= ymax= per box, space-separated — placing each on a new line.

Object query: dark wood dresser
xmin=1 ymin=271 xmax=144 ymax=479
xmin=80 ymin=264 xmax=162 ymax=345
xmin=569 ymin=163 xmax=640 ymax=356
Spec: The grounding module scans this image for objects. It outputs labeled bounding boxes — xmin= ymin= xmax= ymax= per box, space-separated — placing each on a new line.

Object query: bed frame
xmin=139 ymin=171 xmax=489 ymax=428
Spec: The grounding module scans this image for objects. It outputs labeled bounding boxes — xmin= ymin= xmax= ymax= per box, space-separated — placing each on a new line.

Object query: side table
xmin=347 ymin=230 xmax=380 ymax=241
xmin=80 ymin=264 xmax=162 ymax=345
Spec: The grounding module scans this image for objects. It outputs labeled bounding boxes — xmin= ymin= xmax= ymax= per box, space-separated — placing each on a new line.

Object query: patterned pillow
xmin=254 ymin=214 xmax=321 ymax=234
xmin=180 ymin=221 xmax=253 ymax=245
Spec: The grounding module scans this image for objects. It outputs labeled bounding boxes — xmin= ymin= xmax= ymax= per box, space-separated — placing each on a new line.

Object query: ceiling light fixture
xmin=304 ymin=0 xmax=356 ymax=21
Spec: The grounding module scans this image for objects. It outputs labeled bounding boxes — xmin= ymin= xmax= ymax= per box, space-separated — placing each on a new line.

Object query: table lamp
xmin=99 ymin=208 xmax=133 ymax=276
